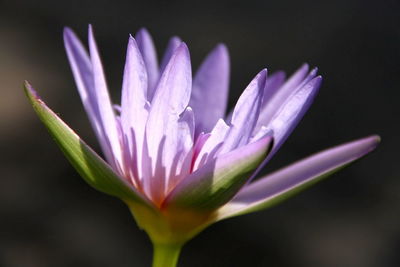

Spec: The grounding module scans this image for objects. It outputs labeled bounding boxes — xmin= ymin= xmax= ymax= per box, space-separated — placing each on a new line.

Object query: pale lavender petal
xmin=88 ymin=25 xmax=122 ymax=169
xmin=164 ymin=136 xmax=273 ymax=210
xmin=217 ymin=135 xmax=380 ymax=220
xmin=190 ymin=44 xmax=230 ymax=135
xmin=262 ymin=71 xmax=286 ymax=107
xmin=220 ymin=69 xmax=267 ymax=154
xmin=256 ymin=64 xmax=310 ymax=128
xmin=193 ymin=118 xmax=230 ymax=171
xmin=144 ymin=43 xmax=193 ymax=203
xmin=120 ymin=36 xmax=149 ymax=182
xmin=63 ymin=28 xmax=102 ymax=142
xmin=136 ymin=28 xmax=160 ymax=101
xmin=64 ymin=27 xmax=116 ymax=166
xmin=270 ymin=76 xmax=322 ymax=154
xmin=160 ymin=36 xmax=182 ymax=75
xmin=247 ymin=76 xmax=322 ymax=183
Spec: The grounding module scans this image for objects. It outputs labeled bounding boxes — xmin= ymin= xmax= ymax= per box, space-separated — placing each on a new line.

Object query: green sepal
xmin=24 ymin=81 xmax=152 ymax=208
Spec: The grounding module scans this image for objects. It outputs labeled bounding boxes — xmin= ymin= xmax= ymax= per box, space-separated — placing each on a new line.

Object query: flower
xmin=24 ymin=25 xmax=379 ymax=267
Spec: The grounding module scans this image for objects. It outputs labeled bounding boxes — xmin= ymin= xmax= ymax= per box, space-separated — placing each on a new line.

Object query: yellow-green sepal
xmin=24 ymin=81 xmax=152 ymax=208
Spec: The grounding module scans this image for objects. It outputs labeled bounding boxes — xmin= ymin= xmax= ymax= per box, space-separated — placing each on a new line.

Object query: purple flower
xmin=25 ymin=25 xmax=379 ymax=266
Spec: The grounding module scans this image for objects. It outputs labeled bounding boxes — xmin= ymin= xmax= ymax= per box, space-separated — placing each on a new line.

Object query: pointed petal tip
xmin=164 ymin=42 xmax=190 ymax=64
xmin=63 ymin=27 xmax=78 ymax=43
xmin=88 ymin=25 xmax=95 ymax=42
xmin=137 ymin=27 xmax=149 ymax=34
xmin=362 ymin=134 xmax=381 ymax=150
xmin=215 ymin=43 xmax=228 ymax=53
xmin=331 ymin=134 xmax=381 ymax=160
xmin=24 ymin=80 xmax=31 ymax=88
xmin=258 ymin=134 xmax=274 ymax=150
xmin=178 ymin=41 xmax=189 ymax=49
xmin=372 ymin=134 xmax=381 ymax=143
xmin=170 ymin=36 xmax=182 ymax=42
xmin=256 ymin=68 xmax=268 ymax=84
xmin=260 ymin=68 xmax=268 ymax=76
xmin=136 ymin=27 xmax=152 ymax=40
xmin=176 ymin=42 xmax=190 ymax=57
xmin=208 ymin=43 xmax=229 ymax=63
xmin=301 ymin=62 xmax=310 ymax=69
xmin=310 ymin=75 xmax=323 ymax=88
xmin=63 ymin=26 xmax=73 ymax=35
xmin=127 ymin=34 xmax=137 ymax=46
xmin=311 ymin=66 xmax=319 ymax=73
xmin=23 ymin=81 xmax=39 ymax=99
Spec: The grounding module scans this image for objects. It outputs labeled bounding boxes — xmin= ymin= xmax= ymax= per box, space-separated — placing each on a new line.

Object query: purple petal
xmin=262 ymin=71 xmax=286 ymax=107
xmin=63 ymin=27 xmax=102 ymax=141
xmin=270 ymin=76 xmax=322 ymax=154
xmin=88 ymin=25 xmax=122 ymax=169
xmin=144 ymin=43 xmax=193 ymax=203
xmin=135 ymin=28 xmax=160 ymax=101
xmin=160 ymin=36 xmax=182 ymax=75
xmin=247 ymin=76 xmax=322 ymax=183
xmin=64 ymin=27 xmax=119 ymax=168
xmin=164 ymin=136 xmax=273 ymax=210
xmin=190 ymin=44 xmax=230 ymax=135
xmin=256 ymin=64 xmax=311 ymax=128
xmin=120 ymin=36 xmax=149 ymax=183
xmin=220 ymin=69 xmax=267 ymax=154
xmin=218 ymin=135 xmax=380 ymax=219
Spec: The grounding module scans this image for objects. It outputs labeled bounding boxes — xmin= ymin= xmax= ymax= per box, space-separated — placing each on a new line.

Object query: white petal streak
xmin=144 ymin=43 xmax=193 ymax=202
xmin=221 ymin=69 xmax=267 ymax=154
xmin=120 ymin=36 xmax=149 ymax=182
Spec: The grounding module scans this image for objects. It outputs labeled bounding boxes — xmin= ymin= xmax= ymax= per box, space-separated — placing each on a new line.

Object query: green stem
xmin=152 ymin=242 xmax=183 ymax=267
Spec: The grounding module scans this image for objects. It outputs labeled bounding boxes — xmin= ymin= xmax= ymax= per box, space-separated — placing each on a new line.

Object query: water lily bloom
xmin=24 ymin=25 xmax=379 ymax=267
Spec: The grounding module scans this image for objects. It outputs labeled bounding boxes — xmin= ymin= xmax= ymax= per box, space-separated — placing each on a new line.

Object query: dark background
xmin=1 ymin=0 xmax=399 ymax=266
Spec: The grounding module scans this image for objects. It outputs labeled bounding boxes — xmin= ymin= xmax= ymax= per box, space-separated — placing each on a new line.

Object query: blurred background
xmin=1 ymin=0 xmax=399 ymax=266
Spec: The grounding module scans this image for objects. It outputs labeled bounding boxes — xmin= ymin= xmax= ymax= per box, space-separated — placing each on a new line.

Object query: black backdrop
xmin=1 ymin=0 xmax=399 ymax=266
